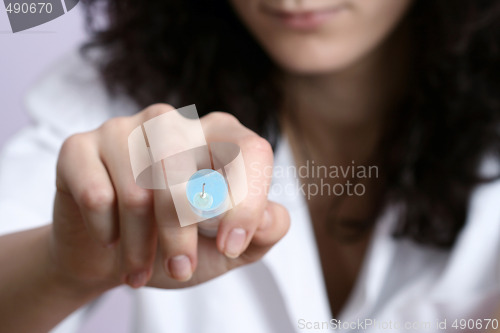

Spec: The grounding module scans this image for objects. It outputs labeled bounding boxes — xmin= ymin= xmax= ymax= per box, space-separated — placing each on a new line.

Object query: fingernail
xmin=259 ymin=208 xmax=272 ymax=230
xmin=167 ymin=255 xmax=192 ymax=281
xmin=127 ymin=271 xmax=148 ymax=288
xmin=224 ymin=228 xmax=247 ymax=259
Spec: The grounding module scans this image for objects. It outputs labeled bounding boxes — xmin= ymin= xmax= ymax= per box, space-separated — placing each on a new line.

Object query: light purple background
xmin=0 ymin=4 xmax=82 ymax=147
xmin=0 ymin=5 xmax=132 ymax=333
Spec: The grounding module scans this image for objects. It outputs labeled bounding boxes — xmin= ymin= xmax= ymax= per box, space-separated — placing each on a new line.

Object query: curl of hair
xmin=82 ymin=0 xmax=500 ymax=248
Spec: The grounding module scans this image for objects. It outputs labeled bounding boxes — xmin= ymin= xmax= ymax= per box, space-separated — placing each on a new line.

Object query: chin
xmin=275 ymin=55 xmax=355 ymax=75
xmin=267 ymin=43 xmax=362 ymax=75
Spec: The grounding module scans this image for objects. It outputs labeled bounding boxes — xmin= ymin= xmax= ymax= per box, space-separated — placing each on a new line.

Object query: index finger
xmin=201 ymin=112 xmax=274 ymax=258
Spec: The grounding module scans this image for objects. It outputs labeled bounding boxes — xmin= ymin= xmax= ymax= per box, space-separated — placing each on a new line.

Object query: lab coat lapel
xmin=262 ymin=139 xmax=333 ymax=330
xmin=261 ymin=138 xmax=399 ymax=331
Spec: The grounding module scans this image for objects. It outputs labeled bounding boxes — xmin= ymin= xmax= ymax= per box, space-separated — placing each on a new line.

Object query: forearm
xmin=0 ymin=225 xmax=103 ymax=333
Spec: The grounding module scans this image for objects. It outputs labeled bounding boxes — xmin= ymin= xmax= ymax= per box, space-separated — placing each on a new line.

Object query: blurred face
xmin=229 ymin=0 xmax=414 ymax=74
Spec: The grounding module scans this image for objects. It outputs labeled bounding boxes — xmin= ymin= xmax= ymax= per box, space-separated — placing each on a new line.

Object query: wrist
xmin=42 ymin=226 xmax=115 ymax=302
xmin=0 ymin=225 xmax=111 ymax=332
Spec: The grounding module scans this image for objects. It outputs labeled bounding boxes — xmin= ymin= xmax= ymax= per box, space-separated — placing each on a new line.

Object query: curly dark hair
xmin=81 ymin=0 xmax=500 ymax=248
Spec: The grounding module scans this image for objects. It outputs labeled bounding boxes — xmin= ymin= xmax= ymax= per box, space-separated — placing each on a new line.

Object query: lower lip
xmin=265 ymin=7 xmax=344 ymax=30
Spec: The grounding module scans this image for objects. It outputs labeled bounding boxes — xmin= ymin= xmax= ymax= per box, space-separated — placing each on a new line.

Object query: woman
xmin=1 ymin=0 xmax=499 ymax=332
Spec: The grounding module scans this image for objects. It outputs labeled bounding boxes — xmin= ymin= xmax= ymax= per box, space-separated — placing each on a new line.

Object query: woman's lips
xmin=262 ymin=5 xmax=345 ymax=30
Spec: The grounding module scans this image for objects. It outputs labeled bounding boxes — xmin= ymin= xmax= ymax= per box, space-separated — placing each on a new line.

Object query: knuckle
xmin=205 ymin=112 xmax=240 ymax=126
xmin=121 ymin=188 xmax=152 ymax=211
xmin=79 ymin=184 xmax=115 ymax=212
xmin=143 ymin=103 xmax=175 ymax=119
xmin=60 ymin=133 xmax=87 ymax=156
xmin=242 ymin=135 xmax=273 ymax=155
xmin=100 ymin=116 xmax=129 ymax=134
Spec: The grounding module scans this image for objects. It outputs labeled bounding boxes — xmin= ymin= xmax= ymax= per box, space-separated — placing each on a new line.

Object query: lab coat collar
xmin=262 ymin=137 xmax=399 ymax=330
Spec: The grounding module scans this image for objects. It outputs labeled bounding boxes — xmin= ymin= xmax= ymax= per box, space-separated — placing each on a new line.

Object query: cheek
xmin=344 ymin=0 xmax=414 ymax=59
xmin=230 ymin=0 xmax=414 ymax=74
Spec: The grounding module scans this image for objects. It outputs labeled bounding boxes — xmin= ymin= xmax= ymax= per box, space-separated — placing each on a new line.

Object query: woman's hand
xmin=51 ymin=103 xmax=289 ymax=293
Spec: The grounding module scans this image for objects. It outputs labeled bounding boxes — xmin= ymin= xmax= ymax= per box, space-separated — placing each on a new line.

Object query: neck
xmin=283 ymin=22 xmax=411 ymax=166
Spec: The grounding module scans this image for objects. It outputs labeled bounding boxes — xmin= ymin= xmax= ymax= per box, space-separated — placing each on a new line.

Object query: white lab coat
xmin=1 ymin=52 xmax=499 ymax=333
